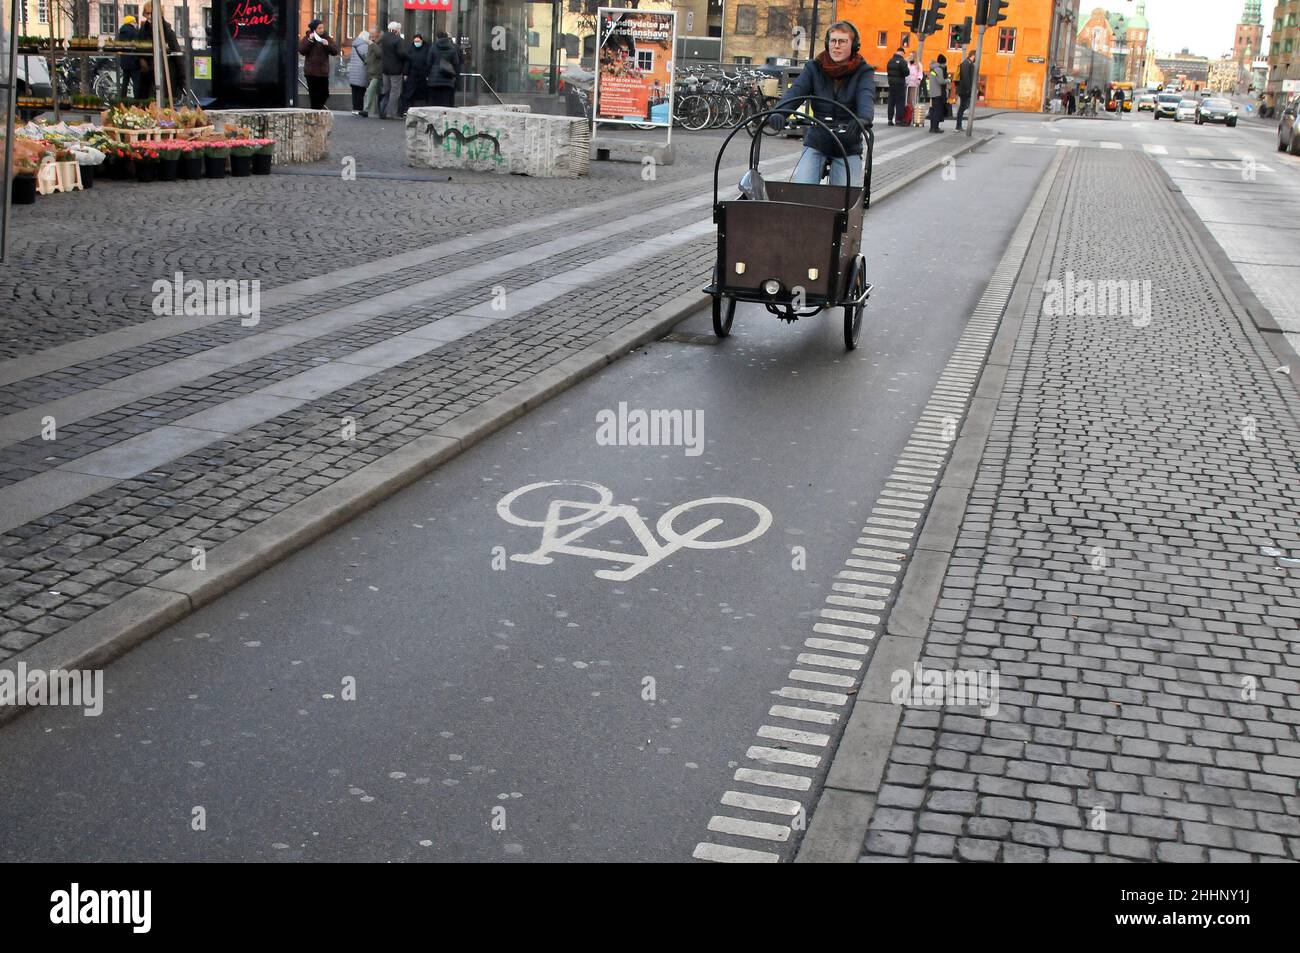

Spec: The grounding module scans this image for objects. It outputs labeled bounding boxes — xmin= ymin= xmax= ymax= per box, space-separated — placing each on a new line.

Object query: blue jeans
xmin=792 ymin=148 xmax=863 ymax=186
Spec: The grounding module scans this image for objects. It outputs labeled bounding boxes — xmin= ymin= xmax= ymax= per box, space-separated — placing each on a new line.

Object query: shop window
xmin=735 ymin=5 xmax=756 ymax=35
xmin=766 ymin=8 xmax=791 ymax=37
xmin=346 ymin=0 xmax=365 ymax=41
xmin=998 ymin=27 xmax=1016 ymax=54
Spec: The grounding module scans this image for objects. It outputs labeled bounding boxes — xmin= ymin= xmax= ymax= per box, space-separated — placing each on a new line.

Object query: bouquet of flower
xmin=177 ymin=107 xmax=211 ymax=129
xmin=8 ymin=137 xmax=53 ymax=176
xmin=252 ymin=137 xmax=277 ymax=156
xmin=102 ymin=104 xmax=154 ymax=130
xmin=227 ymin=138 xmax=258 ymax=158
xmin=203 ymin=140 xmax=232 ymax=159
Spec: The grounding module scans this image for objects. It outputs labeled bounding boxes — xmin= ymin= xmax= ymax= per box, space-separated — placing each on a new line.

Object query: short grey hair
xmin=388 ymin=21 xmax=400 ymax=31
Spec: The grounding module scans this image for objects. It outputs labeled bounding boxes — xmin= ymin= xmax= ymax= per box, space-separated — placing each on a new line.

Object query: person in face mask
xmin=399 ymin=33 xmax=432 ymax=117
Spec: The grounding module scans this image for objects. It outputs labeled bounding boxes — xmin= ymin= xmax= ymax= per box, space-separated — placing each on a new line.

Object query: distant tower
xmin=1124 ymin=1 xmax=1149 ymax=86
xmin=1234 ymin=1 xmax=1264 ymax=92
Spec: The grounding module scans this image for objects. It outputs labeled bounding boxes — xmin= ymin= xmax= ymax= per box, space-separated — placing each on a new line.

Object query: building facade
xmin=1267 ymin=0 xmax=1300 ymax=97
xmin=1154 ymin=49 xmax=1210 ymax=89
xmin=837 ymin=0 xmax=1054 ymax=112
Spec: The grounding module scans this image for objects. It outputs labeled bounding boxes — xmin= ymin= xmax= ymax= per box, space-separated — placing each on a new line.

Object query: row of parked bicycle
xmin=671 ymin=67 xmax=782 ymax=132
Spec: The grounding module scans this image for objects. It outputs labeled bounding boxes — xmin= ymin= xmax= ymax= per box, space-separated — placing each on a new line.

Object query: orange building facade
xmin=835 ymin=0 xmax=1054 ymax=112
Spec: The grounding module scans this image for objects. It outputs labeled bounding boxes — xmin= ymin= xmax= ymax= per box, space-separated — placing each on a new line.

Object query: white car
xmin=1174 ymin=99 xmax=1199 ymax=122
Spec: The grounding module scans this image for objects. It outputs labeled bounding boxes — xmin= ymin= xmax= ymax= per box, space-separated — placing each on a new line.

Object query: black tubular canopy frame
xmin=712 ymin=94 xmax=875 ymax=220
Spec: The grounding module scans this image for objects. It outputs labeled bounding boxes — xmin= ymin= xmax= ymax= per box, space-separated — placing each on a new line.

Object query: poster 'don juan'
xmin=594 ymin=8 xmax=676 ymax=126
xmin=213 ymin=0 xmax=298 ymax=107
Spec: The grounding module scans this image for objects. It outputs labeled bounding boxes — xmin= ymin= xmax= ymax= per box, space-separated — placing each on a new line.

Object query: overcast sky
xmin=1104 ymin=0 xmax=1267 ymax=60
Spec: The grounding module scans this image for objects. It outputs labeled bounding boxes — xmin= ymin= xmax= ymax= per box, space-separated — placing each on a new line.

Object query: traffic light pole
xmin=966 ymin=23 xmax=986 ymax=137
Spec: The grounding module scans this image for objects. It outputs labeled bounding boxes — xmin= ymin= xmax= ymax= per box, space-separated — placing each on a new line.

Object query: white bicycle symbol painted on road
xmin=496 ymin=481 xmax=773 ymax=582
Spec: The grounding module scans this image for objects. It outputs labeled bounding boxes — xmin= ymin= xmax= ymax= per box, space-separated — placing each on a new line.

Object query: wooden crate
xmin=102 ymin=127 xmax=179 ymax=144
xmin=176 ymin=125 xmax=214 ymax=141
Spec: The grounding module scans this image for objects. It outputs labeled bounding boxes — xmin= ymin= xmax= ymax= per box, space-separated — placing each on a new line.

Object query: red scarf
xmin=816 ymin=50 xmax=865 ymax=80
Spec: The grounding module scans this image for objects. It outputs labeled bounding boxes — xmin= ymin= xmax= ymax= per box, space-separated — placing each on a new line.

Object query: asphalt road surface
xmin=0 ymin=137 xmax=1055 ymax=862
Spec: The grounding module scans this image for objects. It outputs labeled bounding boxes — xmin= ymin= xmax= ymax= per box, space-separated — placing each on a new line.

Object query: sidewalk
xmin=808 ymin=145 xmax=1300 ymax=862
xmin=0 ymin=125 xmax=990 ymax=692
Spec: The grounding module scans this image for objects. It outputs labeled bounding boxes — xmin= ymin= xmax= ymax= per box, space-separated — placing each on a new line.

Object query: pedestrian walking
xmin=299 ymin=19 xmax=339 ymax=110
xmin=886 ymin=46 xmax=908 ymax=126
xmin=398 ymin=34 xmax=432 ymax=115
xmin=379 ymin=22 xmax=407 ymax=119
xmin=927 ymin=54 xmax=948 ymax=133
xmin=1066 ymin=88 xmax=1076 ymax=115
xmin=770 ymin=20 xmax=874 ymax=186
xmin=134 ymin=8 xmax=180 ymax=101
xmin=117 ymin=15 xmax=140 ymax=100
xmin=348 ymin=29 xmax=372 ymax=114
xmin=363 ymin=26 xmax=383 ymax=118
xmin=906 ymin=53 xmax=922 ymax=125
xmin=955 ymin=49 xmax=975 ymax=131
xmin=427 ymin=32 xmax=463 ymax=108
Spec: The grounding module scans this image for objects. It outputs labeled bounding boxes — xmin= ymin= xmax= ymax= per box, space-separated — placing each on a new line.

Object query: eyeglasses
xmin=828 ymin=38 xmax=851 ymax=45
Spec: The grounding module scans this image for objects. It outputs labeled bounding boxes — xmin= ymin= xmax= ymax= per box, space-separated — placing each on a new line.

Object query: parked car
xmin=1136 ymin=93 xmax=1157 ymax=112
xmin=1279 ymin=95 xmax=1300 ymax=155
xmin=1174 ymin=99 xmax=1199 ymax=122
xmin=1153 ymin=92 xmax=1181 ymax=119
xmin=1197 ymin=98 xmax=1237 ymax=126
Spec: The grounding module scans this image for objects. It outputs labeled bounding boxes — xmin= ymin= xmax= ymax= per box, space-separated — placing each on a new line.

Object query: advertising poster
xmin=594 ymin=8 xmax=675 ymax=126
xmin=213 ymin=0 xmax=297 ymax=107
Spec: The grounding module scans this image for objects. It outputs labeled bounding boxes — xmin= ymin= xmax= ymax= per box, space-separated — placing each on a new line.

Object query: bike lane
xmin=0 ymin=140 xmax=1055 ymax=862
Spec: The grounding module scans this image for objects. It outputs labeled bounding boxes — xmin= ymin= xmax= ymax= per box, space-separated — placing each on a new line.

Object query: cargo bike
xmin=704 ymin=95 xmax=875 ymax=350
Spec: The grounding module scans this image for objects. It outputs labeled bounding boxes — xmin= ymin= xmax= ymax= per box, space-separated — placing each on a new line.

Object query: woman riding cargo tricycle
xmin=704 ymin=20 xmax=876 ymax=350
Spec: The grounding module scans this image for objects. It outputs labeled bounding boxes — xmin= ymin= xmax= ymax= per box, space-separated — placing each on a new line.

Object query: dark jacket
xmin=427 ymin=36 xmax=463 ymax=88
xmin=404 ymin=41 xmax=432 ymax=79
xmin=117 ymin=23 xmax=138 ymax=71
xmin=366 ymin=40 xmax=383 ymax=80
xmin=886 ymin=53 xmax=909 ymax=84
xmin=957 ymin=58 xmax=977 ymax=98
xmin=775 ymin=58 xmax=876 ymax=157
xmin=380 ymin=30 xmax=407 ymax=75
xmin=299 ymin=31 xmax=339 ymax=78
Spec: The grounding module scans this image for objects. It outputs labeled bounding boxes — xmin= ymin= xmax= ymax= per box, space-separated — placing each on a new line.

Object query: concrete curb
xmin=0 ymin=133 xmax=991 ymax=728
xmin=795 ymin=147 xmax=1070 ymax=863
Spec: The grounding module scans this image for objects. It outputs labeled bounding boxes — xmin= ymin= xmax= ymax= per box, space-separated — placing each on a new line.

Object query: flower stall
xmin=5 ymin=111 xmax=276 ymax=202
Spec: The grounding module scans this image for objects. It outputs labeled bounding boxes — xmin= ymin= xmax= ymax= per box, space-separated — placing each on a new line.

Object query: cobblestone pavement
xmin=0 ymin=127 xmax=978 ymax=661
xmin=860 ymin=147 xmax=1300 ymax=863
xmin=0 ymin=120 xmax=780 ymax=358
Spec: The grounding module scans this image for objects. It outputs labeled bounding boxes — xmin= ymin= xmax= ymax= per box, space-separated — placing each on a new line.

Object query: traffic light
xmin=952 ymin=15 xmax=973 ymax=45
xmin=905 ymin=0 xmax=924 ymax=33
xmin=924 ymin=0 xmax=947 ymax=35
xmin=977 ymin=0 xmax=1009 ymax=26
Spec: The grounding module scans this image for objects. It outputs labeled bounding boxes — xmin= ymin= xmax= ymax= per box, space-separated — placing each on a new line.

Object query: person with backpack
xmin=927 ymin=54 xmax=948 ymax=132
xmin=427 ymin=32 xmax=462 ymax=108
xmin=363 ymin=26 xmax=383 ymax=118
